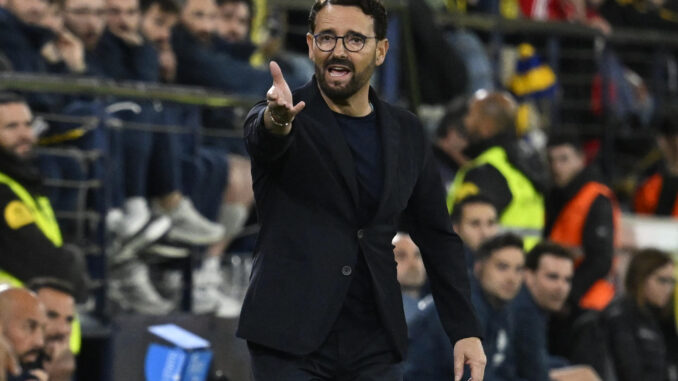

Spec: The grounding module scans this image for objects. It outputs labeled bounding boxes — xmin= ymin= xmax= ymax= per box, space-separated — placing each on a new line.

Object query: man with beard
xmin=173 ymin=0 xmax=301 ymax=96
xmin=0 ymin=93 xmax=87 ymax=297
xmin=27 ymin=279 xmax=76 ymax=381
xmin=447 ymin=90 xmax=545 ymax=247
xmin=0 ymin=288 xmax=48 ymax=381
xmin=238 ymin=1 xmax=485 ymax=380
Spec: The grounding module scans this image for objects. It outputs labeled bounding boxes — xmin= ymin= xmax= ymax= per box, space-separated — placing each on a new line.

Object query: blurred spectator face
xmin=453 ymin=201 xmax=498 ymax=252
xmin=217 ymin=0 xmax=250 ymax=43
xmin=142 ymin=2 xmax=178 ymax=49
xmin=181 ymin=0 xmax=218 ymax=44
xmin=0 ymin=102 xmax=36 ymax=159
xmin=642 ymin=261 xmax=676 ymax=308
xmin=393 ymin=234 xmax=426 ymax=289
xmin=63 ymin=0 xmax=107 ymax=50
xmin=547 ymin=144 xmax=585 ymax=188
xmin=306 ymin=4 xmax=388 ymax=103
xmin=35 ymin=288 xmax=74 ymax=356
xmin=525 ymin=254 xmax=573 ymax=312
xmin=475 ymin=245 xmax=524 ymax=302
xmin=106 ymin=0 xmax=141 ymax=36
xmin=464 ymin=98 xmax=489 ymax=143
xmin=6 ymin=0 xmax=49 ymax=25
xmin=0 ymin=289 xmax=46 ymax=368
xmin=39 ymin=3 xmax=64 ymax=33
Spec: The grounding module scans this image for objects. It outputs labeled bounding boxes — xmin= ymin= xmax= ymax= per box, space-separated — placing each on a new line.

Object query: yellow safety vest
xmin=447 ymin=146 xmax=544 ymax=247
xmin=0 ymin=172 xmax=80 ymax=354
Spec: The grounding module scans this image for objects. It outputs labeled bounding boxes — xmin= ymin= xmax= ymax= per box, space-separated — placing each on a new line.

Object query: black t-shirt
xmin=332 ymin=109 xmax=386 ymax=338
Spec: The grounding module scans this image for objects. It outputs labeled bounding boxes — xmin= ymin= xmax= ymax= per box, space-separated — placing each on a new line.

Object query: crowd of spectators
xmin=0 ymin=0 xmax=676 ymax=379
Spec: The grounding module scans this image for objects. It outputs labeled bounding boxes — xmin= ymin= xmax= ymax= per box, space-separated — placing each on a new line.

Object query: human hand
xmin=158 ymin=47 xmax=177 ymax=83
xmin=27 ymin=369 xmax=49 ymax=381
xmin=0 ymin=332 xmax=20 ymax=381
xmin=264 ymin=61 xmax=305 ymax=135
xmin=56 ymin=30 xmax=86 ymax=73
xmin=453 ymin=337 xmax=486 ymax=381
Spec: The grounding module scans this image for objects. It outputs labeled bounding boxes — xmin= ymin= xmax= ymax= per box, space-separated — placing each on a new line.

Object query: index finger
xmin=269 ymin=61 xmax=286 ymax=86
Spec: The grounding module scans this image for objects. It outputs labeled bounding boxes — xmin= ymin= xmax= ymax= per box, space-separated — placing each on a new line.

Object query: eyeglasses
xmin=313 ymin=32 xmax=376 ymax=53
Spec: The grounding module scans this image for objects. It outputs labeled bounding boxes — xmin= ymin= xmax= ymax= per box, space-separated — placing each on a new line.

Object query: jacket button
xmin=357 ymin=229 xmax=364 ymax=239
xmin=341 ymin=265 xmax=352 ymax=276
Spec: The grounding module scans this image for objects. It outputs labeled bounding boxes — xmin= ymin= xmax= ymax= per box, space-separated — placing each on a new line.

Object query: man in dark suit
xmin=237 ymin=1 xmax=485 ymax=380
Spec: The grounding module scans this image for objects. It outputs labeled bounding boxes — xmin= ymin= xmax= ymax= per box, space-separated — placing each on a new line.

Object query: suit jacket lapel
xmin=371 ymin=90 xmax=400 ymax=222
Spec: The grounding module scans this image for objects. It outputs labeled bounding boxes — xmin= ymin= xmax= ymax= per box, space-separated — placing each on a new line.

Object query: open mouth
xmin=327 ymin=65 xmax=352 ymax=78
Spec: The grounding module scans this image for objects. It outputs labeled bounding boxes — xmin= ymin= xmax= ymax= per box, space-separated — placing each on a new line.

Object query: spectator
xmin=447 ymin=90 xmax=545 ymax=246
xmin=172 ymin=0 xmax=278 ymax=96
xmin=0 ymin=93 xmax=88 ymax=300
xmin=0 ymin=0 xmax=77 ymax=112
xmin=603 ymin=248 xmax=677 ymax=381
xmin=451 ymin=194 xmax=500 ymax=272
xmin=392 ymin=232 xmax=427 ymax=322
xmin=405 ymin=233 xmax=525 ymax=381
xmin=0 ymin=288 xmax=48 ymax=381
xmin=512 ymin=241 xmax=601 ymax=381
xmin=634 ymin=106 xmax=678 ymax=217
xmin=434 ymin=97 xmax=469 ymax=189
xmin=27 ymin=278 xmax=76 ymax=381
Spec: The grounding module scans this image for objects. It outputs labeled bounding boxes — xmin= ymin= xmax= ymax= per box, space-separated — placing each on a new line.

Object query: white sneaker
xmin=120 ymin=197 xmax=151 ymax=237
xmin=192 ymin=258 xmax=241 ymax=317
xmin=108 ymin=260 xmax=174 ymax=315
xmin=163 ymin=198 xmax=225 ymax=245
xmin=109 ymin=215 xmax=172 ymax=264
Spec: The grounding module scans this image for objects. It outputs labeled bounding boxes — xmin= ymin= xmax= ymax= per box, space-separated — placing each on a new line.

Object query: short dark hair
xmin=475 ymin=233 xmax=523 ymax=262
xmin=451 ymin=194 xmax=496 ymax=224
xmin=625 ymin=248 xmax=673 ymax=307
xmin=308 ymin=0 xmax=388 ymax=40
xmin=140 ymin=0 xmax=180 ymax=14
xmin=26 ymin=277 xmax=76 ymax=299
xmin=547 ymin=133 xmax=583 ymax=152
xmin=525 ymin=241 xmax=574 ymax=271
xmin=436 ymin=96 xmax=467 ymax=139
xmin=0 ymin=93 xmax=27 ymax=107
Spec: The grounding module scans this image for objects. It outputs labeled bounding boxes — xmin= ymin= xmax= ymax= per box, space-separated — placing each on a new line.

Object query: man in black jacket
xmin=0 ymin=94 xmax=87 ymax=296
xmin=238 ymin=1 xmax=485 ymax=380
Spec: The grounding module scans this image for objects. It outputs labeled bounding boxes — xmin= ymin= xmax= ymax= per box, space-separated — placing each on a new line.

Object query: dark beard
xmin=315 ymin=57 xmax=375 ymax=102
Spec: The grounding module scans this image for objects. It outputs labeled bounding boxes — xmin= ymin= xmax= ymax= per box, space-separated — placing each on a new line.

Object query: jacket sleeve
xmin=402 ymin=132 xmax=482 ymax=346
xmin=244 ymin=100 xmax=297 ymax=164
xmin=0 ymin=188 xmax=88 ymax=299
xmin=570 ymin=195 xmax=614 ymax=303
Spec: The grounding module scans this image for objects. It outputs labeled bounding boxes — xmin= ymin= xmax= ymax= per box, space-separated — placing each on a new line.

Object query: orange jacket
xmin=634 ymin=173 xmax=678 ymax=217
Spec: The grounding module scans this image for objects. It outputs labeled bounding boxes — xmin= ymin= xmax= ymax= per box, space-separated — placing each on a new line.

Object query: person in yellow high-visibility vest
xmin=0 ymin=94 xmax=87 ymax=359
xmin=447 ymin=90 xmax=546 ymax=248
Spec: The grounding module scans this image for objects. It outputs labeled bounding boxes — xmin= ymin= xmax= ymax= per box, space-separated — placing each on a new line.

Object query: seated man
xmin=0 ymin=93 xmax=88 ymax=299
xmin=27 ymin=279 xmax=76 ymax=381
xmin=392 ymin=232 xmax=426 ymax=323
xmin=512 ymin=241 xmax=601 ymax=381
xmin=0 ymin=288 xmax=48 ymax=381
xmin=405 ymin=233 xmax=525 ymax=381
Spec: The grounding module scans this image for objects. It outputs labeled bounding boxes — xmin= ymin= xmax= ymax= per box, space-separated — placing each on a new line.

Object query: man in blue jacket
xmin=405 ymin=233 xmax=526 ymax=381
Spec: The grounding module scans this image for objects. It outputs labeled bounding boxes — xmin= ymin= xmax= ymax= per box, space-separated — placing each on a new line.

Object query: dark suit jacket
xmin=237 ymin=78 xmax=480 ymax=358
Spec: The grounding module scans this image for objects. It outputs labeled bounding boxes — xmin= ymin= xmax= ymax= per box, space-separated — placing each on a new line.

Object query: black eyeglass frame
xmin=312 ymin=32 xmax=378 ymax=53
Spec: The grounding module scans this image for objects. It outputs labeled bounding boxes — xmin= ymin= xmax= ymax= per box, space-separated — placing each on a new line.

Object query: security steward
xmin=447 ymin=90 xmax=545 ymax=246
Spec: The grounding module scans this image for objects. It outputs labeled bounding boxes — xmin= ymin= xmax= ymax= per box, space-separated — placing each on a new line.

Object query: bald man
xmin=447 ymin=90 xmax=546 ymax=246
xmin=0 ymin=288 xmax=48 ymax=381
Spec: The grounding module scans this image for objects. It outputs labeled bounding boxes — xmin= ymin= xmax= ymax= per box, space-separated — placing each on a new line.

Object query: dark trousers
xmin=248 ymin=328 xmax=402 ymax=381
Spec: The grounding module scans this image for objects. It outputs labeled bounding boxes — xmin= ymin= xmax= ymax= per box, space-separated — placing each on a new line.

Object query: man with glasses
xmin=238 ymin=1 xmax=485 ymax=380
